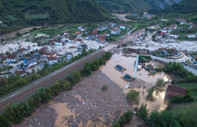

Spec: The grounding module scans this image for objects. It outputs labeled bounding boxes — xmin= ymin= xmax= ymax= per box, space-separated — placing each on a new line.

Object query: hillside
xmin=93 ymin=0 xmax=182 ymax=13
xmin=149 ymin=0 xmax=197 ymax=14
xmin=0 ymin=0 xmax=110 ymax=27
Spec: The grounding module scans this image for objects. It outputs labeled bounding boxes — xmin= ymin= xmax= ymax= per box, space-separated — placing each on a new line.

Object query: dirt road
xmin=0 ymin=26 xmax=42 ymax=40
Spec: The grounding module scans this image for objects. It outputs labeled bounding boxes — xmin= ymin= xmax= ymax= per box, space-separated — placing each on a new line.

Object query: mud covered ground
xmin=14 ymin=70 xmax=148 ymax=127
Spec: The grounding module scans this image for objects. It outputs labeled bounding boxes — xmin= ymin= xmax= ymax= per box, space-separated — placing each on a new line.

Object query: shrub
xmin=127 ymin=90 xmax=140 ymax=104
xmin=102 ymin=85 xmax=108 ymax=91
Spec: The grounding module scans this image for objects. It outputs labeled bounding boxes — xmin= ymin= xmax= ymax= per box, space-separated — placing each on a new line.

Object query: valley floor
xmin=13 ymin=70 xmax=137 ymax=127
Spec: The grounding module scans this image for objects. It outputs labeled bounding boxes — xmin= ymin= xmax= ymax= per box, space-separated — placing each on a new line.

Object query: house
xmin=161 ymin=30 xmax=167 ymax=35
xmin=170 ymin=33 xmax=179 ymax=39
xmin=75 ymin=31 xmax=80 ymax=35
xmin=48 ymin=57 xmax=58 ymax=65
xmin=76 ymin=39 xmax=83 ymax=44
xmin=0 ymin=21 xmax=2 ymax=24
xmin=166 ymin=85 xmax=186 ymax=97
xmin=177 ymin=19 xmax=187 ymax=25
xmin=17 ymin=48 xmax=27 ymax=54
xmin=6 ymin=55 xmax=16 ymax=63
xmin=108 ymin=23 xmax=116 ymax=28
xmin=54 ymin=41 xmax=63 ymax=46
xmin=115 ymin=65 xmax=126 ymax=72
xmin=188 ymin=22 xmax=196 ymax=29
xmin=92 ymin=29 xmax=98 ymax=36
xmin=187 ymin=34 xmax=196 ymax=39
xmin=24 ymin=59 xmax=37 ymax=68
xmin=120 ymin=25 xmax=126 ymax=29
xmin=42 ymin=52 xmax=56 ymax=57
xmin=104 ymin=33 xmax=110 ymax=37
xmin=15 ymin=70 xmax=27 ymax=77
xmin=111 ymin=28 xmax=121 ymax=35
xmin=98 ymin=34 xmax=106 ymax=43
xmin=68 ymin=38 xmax=76 ymax=43
xmin=65 ymin=52 xmax=73 ymax=60
xmin=77 ymin=44 xmax=88 ymax=52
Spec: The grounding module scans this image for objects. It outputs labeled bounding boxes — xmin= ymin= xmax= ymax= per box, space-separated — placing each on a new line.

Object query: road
xmin=0 ymin=27 xmax=138 ymax=112
xmin=151 ymin=54 xmax=197 ymax=76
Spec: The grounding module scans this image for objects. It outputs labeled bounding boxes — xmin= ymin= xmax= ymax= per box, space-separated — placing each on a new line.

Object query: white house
xmin=0 ymin=21 xmax=2 ymax=25
xmin=120 ymin=25 xmax=126 ymax=30
xmin=170 ymin=34 xmax=179 ymax=39
xmin=48 ymin=57 xmax=58 ymax=65
xmin=187 ymin=34 xmax=196 ymax=39
xmin=111 ymin=28 xmax=121 ymax=35
xmin=54 ymin=41 xmax=63 ymax=46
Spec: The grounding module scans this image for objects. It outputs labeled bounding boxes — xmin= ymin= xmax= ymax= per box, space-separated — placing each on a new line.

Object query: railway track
xmin=0 ymin=50 xmax=105 ymax=112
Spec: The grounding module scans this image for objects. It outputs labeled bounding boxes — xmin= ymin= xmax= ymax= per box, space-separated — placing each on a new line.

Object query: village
xmin=0 ymin=22 xmax=131 ymax=77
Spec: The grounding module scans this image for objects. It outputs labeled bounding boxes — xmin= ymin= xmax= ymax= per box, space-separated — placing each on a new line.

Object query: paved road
xmin=151 ymin=55 xmax=197 ymax=76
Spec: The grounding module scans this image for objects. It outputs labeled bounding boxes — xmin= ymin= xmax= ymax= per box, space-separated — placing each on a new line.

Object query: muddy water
xmin=100 ymin=53 xmax=171 ymax=89
xmin=100 ymin=53 xmax=170 ymax=112
xmin=134 ymin=87 xmax=168 ymax=112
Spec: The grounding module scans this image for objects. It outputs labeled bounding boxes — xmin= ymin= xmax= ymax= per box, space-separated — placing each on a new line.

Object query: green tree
xmin=127 ymin=90 xmax=140 ymax=104
xmin=138 ymin=104 xmax=148 ymax=119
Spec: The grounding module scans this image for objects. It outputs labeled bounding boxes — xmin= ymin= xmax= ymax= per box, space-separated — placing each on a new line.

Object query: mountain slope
xmin=93 ymin=0 xmax=182 ymax=13
xmin=0 ymin=0 xmax=110 ymax=26
xmin=149 ymin=0 xmax=197 ymax=14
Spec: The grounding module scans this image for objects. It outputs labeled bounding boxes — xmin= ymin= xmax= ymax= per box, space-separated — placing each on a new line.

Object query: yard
xmin=178 ymin=83 xmax=197 ymax=99
xmin=170 ymin=102 xmax=197 ymax=126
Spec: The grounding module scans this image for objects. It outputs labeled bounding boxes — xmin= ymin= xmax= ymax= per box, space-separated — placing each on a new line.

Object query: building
xmin=111 ymin=28 xmax=121 ymax=35
xmin=24 ymin=59 xmax=37 ymax=68
xmin=65 ymin=52 xmax=73 ymax=60
xmin=187 ymin=34 xmax=196 ymax=39
xmin=15 ymin=70 xmax=27 ymax=77
xmin=76 ymin=39 xmax=83 ymax=44
xmin=98 ymin=34 xmax=106 ymax=43
xmin=166 ymin=85 xmax=186 ymax=97
xmin=6 ymin=55 xmax=16 ymax=63
xmin=92 ymin=29 xmax=98 ymax=36
xmin=115 ymin=65 xmax=126 ymax=72
xmin=48 ymin=57 xmax=58 ymax=65
xmin=120 ymin=25 xmax=126 ymax=29
xmin=170 ymin=33 xmax=179 ymax=39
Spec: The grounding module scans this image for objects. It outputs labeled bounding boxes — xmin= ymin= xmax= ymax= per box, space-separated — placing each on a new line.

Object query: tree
xmin=69 ymin=71 xmax=81 ymax=84
xmin=138 ymin=104 xmax=148 ymax=119
xmin=0 ymin=115 xmax=10 ymax=127
xmin=119 ymin=110 xmax=133 ymax=126
xmin=127 ymin=90 xmax=140 ymax=104
xmin=16 ymin=32 xmax=21 ymax=37
xmin=156 ymin=79 xmax=165 ymax=89
xmin=111 ymin=121 xmax=120 ymax=127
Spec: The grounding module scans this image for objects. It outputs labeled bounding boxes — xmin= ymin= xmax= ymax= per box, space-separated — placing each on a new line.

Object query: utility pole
xmin=134 ymin=49 xmax=139 ymax=79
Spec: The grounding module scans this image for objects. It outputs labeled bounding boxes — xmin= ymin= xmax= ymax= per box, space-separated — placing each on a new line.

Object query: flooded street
xmin=100 ymin=53 xmax=170 ymax=112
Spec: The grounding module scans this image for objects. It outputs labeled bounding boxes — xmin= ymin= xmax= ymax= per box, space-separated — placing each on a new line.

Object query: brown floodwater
xmin=100 ymin=53 xmax=170 ymax=112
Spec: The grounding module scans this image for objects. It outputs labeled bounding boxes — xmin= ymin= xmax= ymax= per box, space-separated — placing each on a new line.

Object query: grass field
xmin=170 ymin=102 xmax=197 ymax=126
xmin=178 ymin=83 xmax=197 ymax=99
xmin=31 ymin=24 xmax=82 ymax=35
